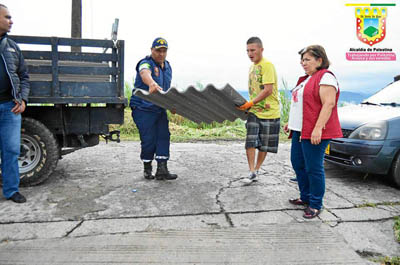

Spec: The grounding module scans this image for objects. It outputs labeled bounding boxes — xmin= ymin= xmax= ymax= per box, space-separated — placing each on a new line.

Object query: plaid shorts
xmin=245 ymin=113 xmax=280 ymax=153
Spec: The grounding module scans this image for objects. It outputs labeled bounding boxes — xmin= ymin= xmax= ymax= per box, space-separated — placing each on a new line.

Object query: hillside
xmin=238 ymin=90 xmax=371 ymax=104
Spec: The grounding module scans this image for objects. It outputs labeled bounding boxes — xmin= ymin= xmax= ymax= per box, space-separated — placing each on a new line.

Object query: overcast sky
xmin=4 ymin=0 xmax=400 ymax=94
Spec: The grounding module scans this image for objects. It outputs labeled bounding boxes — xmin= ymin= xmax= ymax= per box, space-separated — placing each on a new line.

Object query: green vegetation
xmin=370 ymin=256 xmax=400 ymax=265
xmin=394 ymin=216 xmax=400 ymax=243
xmin=381 ymin=202 xmax=400 ymax=206
xmin=115 ymin=81 xmax=291 ymax=142
xmin=357 ymin=202 xmax=378 ymax=208
xmin=279 ymin=79 xmax=290 ymax=131
xmin=356 ymin=202 xmax=400 ymax=208
xmin=111 ymin=108 xmax=247 ymax=142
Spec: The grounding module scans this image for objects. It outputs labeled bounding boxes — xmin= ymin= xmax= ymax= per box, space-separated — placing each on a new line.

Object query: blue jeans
xmin=131 ymin=108 xmax=170 ymax=162
xmin=290 ymin=131 xmax=330 ymax=210
xmin=0 ymin=101 xmax=21 ymax=199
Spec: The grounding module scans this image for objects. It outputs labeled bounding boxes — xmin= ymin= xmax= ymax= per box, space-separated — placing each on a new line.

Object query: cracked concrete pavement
xmin=0 ymin=141 xmax=399 ymax=264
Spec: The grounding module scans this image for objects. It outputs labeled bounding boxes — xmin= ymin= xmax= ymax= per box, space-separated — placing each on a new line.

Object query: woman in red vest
xmin=284 ymin=45 xmax=342 ymax=219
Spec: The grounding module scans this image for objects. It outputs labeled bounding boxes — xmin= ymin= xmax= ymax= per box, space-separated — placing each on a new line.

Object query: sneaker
xmin=242 ymin=172 xmax=257 ymax=185
xmin=249 ymin=171 xmax=258 ymax=182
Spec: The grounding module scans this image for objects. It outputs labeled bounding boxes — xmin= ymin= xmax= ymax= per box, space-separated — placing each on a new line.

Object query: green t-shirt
xmin=248 ymin=58 xmax=280 ymax=119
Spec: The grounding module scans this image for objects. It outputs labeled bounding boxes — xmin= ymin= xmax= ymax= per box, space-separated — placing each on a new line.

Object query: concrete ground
xmin=0 ymin=141 xmax=399 ymax=264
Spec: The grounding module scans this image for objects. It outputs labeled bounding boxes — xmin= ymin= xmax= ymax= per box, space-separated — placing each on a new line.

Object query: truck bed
xmin=9 ymin=35 xmax=126 ymax=105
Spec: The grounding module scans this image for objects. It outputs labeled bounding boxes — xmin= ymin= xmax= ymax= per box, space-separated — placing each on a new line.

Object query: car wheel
xmin=390 ymin=152 xmax=400 ymax=188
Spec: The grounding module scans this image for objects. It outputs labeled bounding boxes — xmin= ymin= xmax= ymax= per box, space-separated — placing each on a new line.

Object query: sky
xmin=4 ymin=0 xmax=400 ymax=94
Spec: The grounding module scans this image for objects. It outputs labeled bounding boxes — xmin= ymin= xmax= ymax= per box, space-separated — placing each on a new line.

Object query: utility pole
xmin=71 ymin=0 xmax=82 ymax=52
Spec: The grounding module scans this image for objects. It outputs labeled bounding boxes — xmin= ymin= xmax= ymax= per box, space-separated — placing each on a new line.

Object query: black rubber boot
xmin=143 ymin=162 xmax=154 ymax=180
xmin=155 ymin=161 xmax=178 ymax=180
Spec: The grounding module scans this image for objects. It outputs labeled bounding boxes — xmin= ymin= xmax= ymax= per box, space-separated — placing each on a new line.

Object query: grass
xmin=357 ymin=202 xmax=378 ymax=208
xmin=382 ymin=202 xmax=400 ymax=206
xmin=355 ymin=201 xmax=400 ymax=208
xmin=110 ymin=108 xmax=247 ymax=142
xmin=370 ymin=256 xmax=400 ymax=265
xmin=114 ymin=80 xmax=291 ymax=142
xmin=394 ymin=216 xmax=400 ymax=243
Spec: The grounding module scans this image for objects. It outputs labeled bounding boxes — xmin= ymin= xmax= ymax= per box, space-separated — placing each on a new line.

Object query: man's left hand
xmin=11 ymin=100 xmax=26 ymax=114
xmin=238 ymin=100 xmax=254 ymax=111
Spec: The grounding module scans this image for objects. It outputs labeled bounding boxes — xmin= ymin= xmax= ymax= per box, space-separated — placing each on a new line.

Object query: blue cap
xmin=152 ymin=37 xmax=168 ymax=49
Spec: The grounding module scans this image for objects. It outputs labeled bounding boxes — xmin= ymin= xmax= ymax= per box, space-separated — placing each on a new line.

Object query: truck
xmin=0 ymin=35 xmax=126 ymax=186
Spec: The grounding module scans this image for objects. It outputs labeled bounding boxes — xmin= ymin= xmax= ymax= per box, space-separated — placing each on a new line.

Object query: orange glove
xmin=238 ymin=100 xmax=254 ymax=110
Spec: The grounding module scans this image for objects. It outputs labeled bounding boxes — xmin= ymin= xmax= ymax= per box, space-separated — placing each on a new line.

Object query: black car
xmin=325 ymin=75 xmax=400 ymax=188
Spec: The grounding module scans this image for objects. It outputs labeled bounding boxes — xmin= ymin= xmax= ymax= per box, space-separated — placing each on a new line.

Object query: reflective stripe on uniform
xmin=138 ymin=63 xmax=151 ymax=71
xmin=155 ymin=156 xmax=169 ymax=160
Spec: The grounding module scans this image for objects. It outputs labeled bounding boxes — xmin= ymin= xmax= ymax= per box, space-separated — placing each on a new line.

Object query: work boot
xmin=155 ymin=161 xmax=178 ymax=180
xmin=7 ymin=192 xmax=27 ymax=203
xmin=143 ymin=162 xmax=154 ymax=180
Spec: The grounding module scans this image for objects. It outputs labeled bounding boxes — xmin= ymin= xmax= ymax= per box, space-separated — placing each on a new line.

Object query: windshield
xmin=363 ymin=81 xmax=400 ymax=105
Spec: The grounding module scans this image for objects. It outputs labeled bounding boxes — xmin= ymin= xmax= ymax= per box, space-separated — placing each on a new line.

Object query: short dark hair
xmin=298 ymin=45 xmax=330 ymax=70
xmin=247 ymin=37 xmax=263 ymax=48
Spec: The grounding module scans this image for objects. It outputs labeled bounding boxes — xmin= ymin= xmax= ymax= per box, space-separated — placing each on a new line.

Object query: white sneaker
xmin=242 ymin=172 xmax=257 ymax=185
xmin=249 ymin=171 xmax=258 ymax=182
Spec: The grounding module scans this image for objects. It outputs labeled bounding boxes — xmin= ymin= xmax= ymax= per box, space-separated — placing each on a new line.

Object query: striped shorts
xmin=245 ymin=113 xmax=280 ymax=153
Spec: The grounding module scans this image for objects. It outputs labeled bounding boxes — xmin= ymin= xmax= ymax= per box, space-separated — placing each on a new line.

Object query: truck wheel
xmin=0 ymin=118 xmax=60 ymax=186
xmin=390 ymin=152 xmax=400 ymax=188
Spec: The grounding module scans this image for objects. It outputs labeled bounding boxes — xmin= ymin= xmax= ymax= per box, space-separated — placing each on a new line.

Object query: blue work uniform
xmin=130 ymin=56 xmax=172 ymax=162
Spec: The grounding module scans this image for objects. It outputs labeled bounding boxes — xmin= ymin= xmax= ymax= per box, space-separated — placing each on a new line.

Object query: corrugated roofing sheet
xmin=133 ymin=84 xmax=248 ymax=124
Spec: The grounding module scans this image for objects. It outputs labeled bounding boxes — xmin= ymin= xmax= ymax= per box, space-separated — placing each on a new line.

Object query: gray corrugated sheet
xmin=133 ymin=84 xmax=248 ymax=124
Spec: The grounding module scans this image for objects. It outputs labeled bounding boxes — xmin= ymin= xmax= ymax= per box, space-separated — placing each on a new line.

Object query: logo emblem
xmin=355 ymin=7 xmax=387 ymax=46
xmin=154 ymin=66 xmax=159 ymax=77
xmin=157 ymin=39 xmax=167 ymax=45
xmin=346 ymin=3 xmax=396 ymax=61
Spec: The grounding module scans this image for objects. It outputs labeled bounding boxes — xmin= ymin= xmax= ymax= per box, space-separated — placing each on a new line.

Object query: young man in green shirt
xmin=238 ymin=37 xmax=280 ymax=183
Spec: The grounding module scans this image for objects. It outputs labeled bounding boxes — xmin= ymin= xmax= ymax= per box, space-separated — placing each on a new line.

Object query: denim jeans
xmin=290 ymin=130 xmax=330 ymax=210
xmin=0 ymin=101 xmax=21 ymax=199
xmin=131 ymin=108 xmax=170 ymax=162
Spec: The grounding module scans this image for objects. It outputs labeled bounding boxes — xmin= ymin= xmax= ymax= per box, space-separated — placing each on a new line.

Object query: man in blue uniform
xmin=0 ymin=4 xmax=30 ymax=203
xmin=130 ymin=37 xmax=177 ymax=180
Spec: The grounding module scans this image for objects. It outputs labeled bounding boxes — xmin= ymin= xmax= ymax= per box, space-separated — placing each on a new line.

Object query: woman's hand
xmin=311 ymin=127 xmax=322 ymax=145
xmin=283 ymin=123 xmax=290 ymax=134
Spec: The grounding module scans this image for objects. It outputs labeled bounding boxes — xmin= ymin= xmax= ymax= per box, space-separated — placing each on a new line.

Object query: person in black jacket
xmin=0 ymin=4 xmax=30 ymax=203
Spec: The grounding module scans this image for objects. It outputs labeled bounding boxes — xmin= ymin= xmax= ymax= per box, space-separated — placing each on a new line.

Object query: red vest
xmin=296 ymin=69 xmax=343 ymax=139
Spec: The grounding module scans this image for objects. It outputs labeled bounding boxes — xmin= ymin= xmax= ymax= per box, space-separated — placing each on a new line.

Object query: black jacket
xmin=0 ymin=35 xmax=30 ymax=103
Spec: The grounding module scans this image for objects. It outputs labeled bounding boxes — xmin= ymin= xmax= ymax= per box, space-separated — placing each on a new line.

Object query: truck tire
xmin=0 ymin=118 xmax=60 ymax=186
xmin=390 ymin=151 xmax=400 ymax=188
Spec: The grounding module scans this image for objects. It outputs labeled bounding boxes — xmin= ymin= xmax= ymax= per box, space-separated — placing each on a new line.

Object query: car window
xmin=364 ymin=81 xmax=400 ymax=106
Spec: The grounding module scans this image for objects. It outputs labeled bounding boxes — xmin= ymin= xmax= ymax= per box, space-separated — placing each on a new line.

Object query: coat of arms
xmin=347 ymin=3 xmax=396 ymax=47
xmin=355 ymin=7 xmax=387 ymax=46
